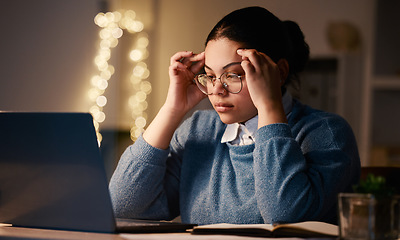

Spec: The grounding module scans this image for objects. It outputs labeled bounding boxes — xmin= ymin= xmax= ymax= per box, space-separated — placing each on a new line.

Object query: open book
xmin=191 ymin=221 xmax=338 ymax=238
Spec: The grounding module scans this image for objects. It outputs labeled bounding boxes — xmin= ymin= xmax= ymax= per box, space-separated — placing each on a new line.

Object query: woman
xmin=109 ymin=6 xmax=360 ymax=225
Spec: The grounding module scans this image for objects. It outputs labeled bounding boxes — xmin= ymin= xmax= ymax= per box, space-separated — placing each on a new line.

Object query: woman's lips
xmin=214 ymin=103 xmax=234 ymax=113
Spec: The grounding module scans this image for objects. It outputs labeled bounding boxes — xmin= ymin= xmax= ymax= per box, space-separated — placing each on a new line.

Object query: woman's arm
xmin=109 ymin=51 xmax=205 ymax=219
xmin=109 ymin=136 xmax=174 ymax=219
xmin=237 ymin=49 xmax=360 ymax=224
xmin=236 ymin=49 xmax=288 ymax=127
xmin=253 ymin=112 xmax=360 ymax=224
xmin=143 ymin=51 xmax=205 ymax=149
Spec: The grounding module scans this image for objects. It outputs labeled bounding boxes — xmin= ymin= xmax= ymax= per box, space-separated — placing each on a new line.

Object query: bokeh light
xmin=89 ymin=10 xmax=151 ymax=144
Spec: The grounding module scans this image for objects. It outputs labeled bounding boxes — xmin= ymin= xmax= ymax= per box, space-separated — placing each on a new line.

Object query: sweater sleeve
xmin=253 ymin=117 xmax=360 ymax=224
xmin=108 ymin=135 xmax=181 ymax=220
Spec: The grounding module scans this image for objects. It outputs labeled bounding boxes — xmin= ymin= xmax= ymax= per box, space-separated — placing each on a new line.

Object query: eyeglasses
xmin=194 ymin=72 xmax=243 ymax=95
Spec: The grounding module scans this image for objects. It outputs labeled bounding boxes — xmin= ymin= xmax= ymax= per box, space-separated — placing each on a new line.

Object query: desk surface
xmin=0 ymin=224 xmax=334 ymax=240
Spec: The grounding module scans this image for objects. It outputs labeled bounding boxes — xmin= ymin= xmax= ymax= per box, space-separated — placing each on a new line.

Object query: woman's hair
xmin=206 ymin=6 xmax=310 ymax=88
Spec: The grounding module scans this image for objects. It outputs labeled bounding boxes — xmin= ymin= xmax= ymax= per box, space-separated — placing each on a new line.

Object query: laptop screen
xmin=0 ymin=112 xmax=116 ymax=233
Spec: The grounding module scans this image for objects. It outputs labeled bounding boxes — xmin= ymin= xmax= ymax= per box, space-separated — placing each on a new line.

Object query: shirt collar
xmin=221 ymin=91 xmax=293 ymax=144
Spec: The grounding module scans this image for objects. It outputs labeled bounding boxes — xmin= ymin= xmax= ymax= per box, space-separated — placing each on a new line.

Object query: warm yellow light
xmin=125 ymin=10 xmax=136 ymax=19
xmin=132 ymin=63 xmax=147 ymax=76
xmin=91 ymin=75 xmax=100 ymax=86
xmin=105 ymin=12 xmax=116 ymax=23
xmin=97 ymin=79 xmax=108 ymax=90
xmin=99 ymin=28 xmax=112 ymax=39
xmin=94 ymin=111 xmax=106 ymax=123
xmin=137 ymin=36 xmax=149 ymax=48
xmin=96 ymin=95 xmax=107 ymax=107
xmin=100 ymin=39 xmax=111 ymax=49
xmin=135 ymin=116 xmax=146 ymax=128
xmin=88 ymin=88 xmax=102 ymax=101
xmin=129 ymin=49 xmax=143 ymax=61
xmin=112 ymin=27 xmax=123 ymax=38
xmin=99 ymin=48 xmax=111 ymax=60
xmin=109 ymin=38 xmax=119 ymax=48
xmin=100 ymin=70 xmax=111 ymax=80
xmin=93 ymin=120 xmax=100 ymax=130
xmin=94 ymin=13 xmax=108 ymax=28
xmin=90 ymin=10 xmax=150 ymax=144
xmin=133 ymin=128 xmax=142 ymax=138
xmin=131 ymin=21 xmax=144 ymax=32
xmin=90 ymin=105 xmax=101 ymax=114
xmin=140 ymin=81 xmax=152 ymax=93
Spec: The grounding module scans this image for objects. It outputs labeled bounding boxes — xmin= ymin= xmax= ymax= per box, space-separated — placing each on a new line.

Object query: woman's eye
xmin=225 ymin=73 xmax=240 ymax=79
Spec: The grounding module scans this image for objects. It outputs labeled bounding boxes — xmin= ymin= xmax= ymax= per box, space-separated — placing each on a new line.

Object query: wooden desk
xmin=0 ymin=224 xmax=334 ymax=240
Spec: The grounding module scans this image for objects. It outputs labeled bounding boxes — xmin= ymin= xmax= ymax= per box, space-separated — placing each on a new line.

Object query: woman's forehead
xmin=204 ymin=39 xmax=243 ymax=70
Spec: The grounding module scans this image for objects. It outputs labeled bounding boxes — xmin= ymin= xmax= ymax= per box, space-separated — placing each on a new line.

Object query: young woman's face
xmin=204 ymin=38 xmax=258 ymax=124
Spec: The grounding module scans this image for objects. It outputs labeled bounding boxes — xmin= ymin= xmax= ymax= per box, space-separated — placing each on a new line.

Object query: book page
xmin=273 ymin=221 xmax=338 ymax=237
xmin=273 ymin=221 xmax=339 ymax=237
xmin=192 ymin=221 xmax=338 ymax=238
xmin=192 ymin=223 xmax=275 ymax=237
xmin=194 ymin=223 xmax=274 ymax=231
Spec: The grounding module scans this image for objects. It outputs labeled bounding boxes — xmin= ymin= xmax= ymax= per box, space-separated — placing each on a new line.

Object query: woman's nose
xmin=211 ymin=80 xmax=227 ymax=95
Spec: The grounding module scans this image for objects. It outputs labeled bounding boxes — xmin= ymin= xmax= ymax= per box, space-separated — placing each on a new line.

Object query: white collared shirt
xmin=221 ymin=91 xmax=293 ymax=145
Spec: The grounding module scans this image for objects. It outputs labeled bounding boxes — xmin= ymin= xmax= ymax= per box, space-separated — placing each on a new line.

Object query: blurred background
xmin=1 ymin=0 xmax=399 ymax=178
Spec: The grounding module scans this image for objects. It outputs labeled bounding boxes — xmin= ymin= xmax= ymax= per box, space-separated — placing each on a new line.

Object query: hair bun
xmin=283 ymin=20 xmax=310 ymax=74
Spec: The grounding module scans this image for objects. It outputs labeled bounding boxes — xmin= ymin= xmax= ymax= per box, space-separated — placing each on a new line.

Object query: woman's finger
xmin=189 ymin=52 xmax=205 ymax=74
xmin=181 ymin=51 xmax=205 ymax=70
xmin=170 ymin=51 xmax=194 ymax=65
xmin=169 ymin=61 xmax=187 ymax=76
xmin=237 ymin=49 xmax=268 ymax=72
xmin=170 ymin=51 xmax=205 ymax=78
xmin=237 ymin=49 xmax=281 ymax=81
xmin=237 ymin=49 xmax=260 ymax=74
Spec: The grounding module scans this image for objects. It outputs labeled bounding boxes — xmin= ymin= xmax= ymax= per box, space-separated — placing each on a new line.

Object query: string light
xmin=89 ymin=10 xmax=150 ymax=145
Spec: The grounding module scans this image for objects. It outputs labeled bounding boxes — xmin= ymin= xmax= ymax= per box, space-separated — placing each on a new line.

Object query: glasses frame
xmin=194 ymin=72 xmax=244 ymax=95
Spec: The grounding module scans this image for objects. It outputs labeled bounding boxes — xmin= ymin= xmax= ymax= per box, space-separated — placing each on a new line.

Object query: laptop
xmin=0 ymin=112 xmax=196 ymax=233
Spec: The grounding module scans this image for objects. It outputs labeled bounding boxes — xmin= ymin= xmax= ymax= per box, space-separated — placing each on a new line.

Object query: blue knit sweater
xmin=109 ymin=100 xmax=360 ymax=225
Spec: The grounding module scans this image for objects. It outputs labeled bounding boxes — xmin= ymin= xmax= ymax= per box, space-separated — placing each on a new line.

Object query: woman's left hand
xmin=236 ymin=49 xmax=288 ymax=126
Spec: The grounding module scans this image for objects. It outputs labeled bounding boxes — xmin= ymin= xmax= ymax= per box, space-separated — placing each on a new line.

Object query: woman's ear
xmin=277 ymin=59 xmax=289 ymax=86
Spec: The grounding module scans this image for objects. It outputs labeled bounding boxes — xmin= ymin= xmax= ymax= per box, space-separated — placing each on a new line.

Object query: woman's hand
xmin=165 ymin=51 xmax=206 ymax=116
xmin=236 ymin=49 xmax=288 ymax=127
xmin=143 ymin=51 xmax=205 ymax=149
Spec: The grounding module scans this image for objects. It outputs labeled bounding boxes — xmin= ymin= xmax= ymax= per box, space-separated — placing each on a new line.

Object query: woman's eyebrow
xmin=223 ymin=62 xmax=242 ymax=69
xmin=204 ymin=62 xmax=242 ymax=71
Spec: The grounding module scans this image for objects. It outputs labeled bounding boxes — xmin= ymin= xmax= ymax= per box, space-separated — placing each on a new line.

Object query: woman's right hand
xmin=142 ymin=51 xmax=205 ymax=149
xmin=165 ymin=51 xmax=205 ymax=116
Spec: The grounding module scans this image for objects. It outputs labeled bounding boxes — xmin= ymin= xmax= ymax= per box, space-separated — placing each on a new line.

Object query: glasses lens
xmin=195 ymin=74 xmax=212 ymax=94
xmin=221 ymin=73 xmax=242 ymax=93
xmin=195 ymin=73 xmax=243 ymax=94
